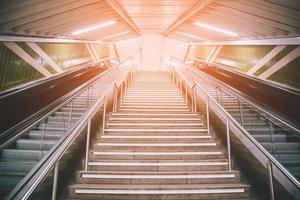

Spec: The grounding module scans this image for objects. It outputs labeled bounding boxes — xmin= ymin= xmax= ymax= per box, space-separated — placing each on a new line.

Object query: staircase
xmin=68 ymin=72 xmax=251 ymax=199
xmin=0 ymin=89 xmax=95 ymax=197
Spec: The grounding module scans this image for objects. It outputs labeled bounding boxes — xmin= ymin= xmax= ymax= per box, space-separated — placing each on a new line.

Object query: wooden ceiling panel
xmin=167 ymin=0 xmax=300 ymax=42
xmin=119 ymin=0 xmax=198 ymax=33
xmin=0 ymin=0 xmax=138 ymax=40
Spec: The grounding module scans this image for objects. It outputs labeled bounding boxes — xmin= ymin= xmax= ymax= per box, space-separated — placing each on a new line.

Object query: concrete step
xmin=108 ymin=117 xmax=202 ymax=122
xmin=87 ymin=160 xmax=229 ymax=171
xmin=76 ymin=170 xmax=240 ymax=184
xmin=68 ymin=183 xmax=250 ymax=199
xmin=104 ymin=128 xmax=208 ymax=133
xmin=90 ymin=151 xmax=225 ymax=160
xmin=118 ymin=108 xmax=190 ymax=112
xmin=98 ymin=135 xmax=214 ymax=143
xmin=111 ymin=113 xmax=199 ymax=117
xmin=93 ymin=142 xmax=220 ymax=151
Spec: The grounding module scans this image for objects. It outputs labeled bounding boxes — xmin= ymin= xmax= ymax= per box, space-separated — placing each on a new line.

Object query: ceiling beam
xmin=104 ymin=0 xmax=141 ymax=35
xmin=163 ymin=0 xmax=215 ymax=35
xmin=190 ymin=37 xmax=300 ymax=45
xmin=0 ymin=35 xmax=111 ymax=43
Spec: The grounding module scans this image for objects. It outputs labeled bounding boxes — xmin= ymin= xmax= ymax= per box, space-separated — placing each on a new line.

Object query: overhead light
xmin=176 ymin=31 xmax=207 ymax=41
xmin=103 ymin=31 xmax=130 ymax=40
xmin=72 ymin=20 xmax=117 ymax=35
xmin=194 ymin=22 xmax=238 ymax=37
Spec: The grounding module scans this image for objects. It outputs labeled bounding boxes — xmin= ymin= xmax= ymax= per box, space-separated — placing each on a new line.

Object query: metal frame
xmin=0 ymin=35 xmax=111 ymax=43
xmin=190 ymin=37 xmax=300 ymax=46
xmin=3 ymin=42 xmax=52 ymax=77
xmin=259 ymin=46 xmax=300 ymax=79
xmin=26 ymin=42 xmax=63 ymax=73
xmin=163 ymin=0 xmax=215 ymax=35
xmin=246 ymin=45 xmax=286 ymax=75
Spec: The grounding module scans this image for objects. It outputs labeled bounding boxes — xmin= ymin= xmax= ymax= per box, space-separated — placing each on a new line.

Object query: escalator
xmin=200 ymin=65 xmax=300 ymax=128
xmin=0 ymin=58 xmax=135 ymax=199
xmin=0 ymin=64 xmax=104 ymax=136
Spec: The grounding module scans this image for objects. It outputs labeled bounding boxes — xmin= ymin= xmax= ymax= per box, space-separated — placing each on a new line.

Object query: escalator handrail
xmin=0 ymin=61 xmax=95 ymax=99
xmin=173 ymin=67 xmax=300 ymax=192
xmin=172 ymin=57 xmax=300 ymax=136
xmin=5 ymin=57 xmax=134 ymax=200
xmin=211 ymin=62 xmax=300 ymax=94
xmin=0 ymin=58 xmax=132 ymax=150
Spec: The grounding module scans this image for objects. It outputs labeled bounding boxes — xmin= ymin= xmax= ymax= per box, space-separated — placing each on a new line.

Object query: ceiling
xmin=0 ymin=0 xmax=300 ymax=42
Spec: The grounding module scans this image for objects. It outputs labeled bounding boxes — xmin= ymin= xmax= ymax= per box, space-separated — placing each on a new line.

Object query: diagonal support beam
xmin=26 ymin=42 xmax=63 ymax=73
xmin=163 ymin=0 xmax=215 ymax=35
xmin=247 ymin=46 xmax=286 ymax=75
xmin=105 ymin=0 xmax=141 ymax=35
xmin=85 ymin=43 xmax=98 ymax=62
xmin=3 ymin=42 xmax=52 ymax=77
xmin=259 ymin=46 xmax=300 ymax=79
xmin=208 ymin=45 xmax=222 ymax=63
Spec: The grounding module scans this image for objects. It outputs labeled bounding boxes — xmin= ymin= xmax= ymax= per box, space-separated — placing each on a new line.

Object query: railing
xmin=169 ymin=57 xmax=300 ymax=200
xmin=5 ymin=57 xmax=135 ymax=200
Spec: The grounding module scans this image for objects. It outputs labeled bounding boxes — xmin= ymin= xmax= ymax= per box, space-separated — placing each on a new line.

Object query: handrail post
xmin=191 ymin=86 xmax=195 ymax=112
xmin=113 ymin=84 xmax=118 ymax=112
xmin=84 ymin=117 xmax=91 ymax=171
xmin=267 ymin=161 xmax=275 ymax=200
xmin=185 ymin=83 xmax=188 ymax=104
xmin=51 ymin=162 xmax=59 ymax=200
xmin=39 ymin=119 xmax=46 ymax=159
xmin=206 ymin=95 xmax=210 ymax=134
xmin=238 ymin=97 xmax=244 ymax=126
xmin=226 ymin=118 xmax=232 ymax=171
xmin=172 ymin=70 xmax=175 ymax=82
xmin=180 ymin=80 xmax=183 ymax=95
xmin=68 ymin=100 xmax=73 ymax=127
xmin=120 ymin=83 xmax=123 ymax=104
xmin=193 ymin=86 xmax=197 ymax=113
xmin=102 ymin=97 xmax=107 ymax=135
xmin=125 ymin=79 xmax=128 ymax=94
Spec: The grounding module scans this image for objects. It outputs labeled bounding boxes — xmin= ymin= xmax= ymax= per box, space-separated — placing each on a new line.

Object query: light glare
xmin=176 ymin=31 xmax=207 ymax=41
xmin=103 ymin=31 xmax=130 ymax=40
xmin=194 ymin=22 xmax=238 ymax=37
xmin=72 ymin=21 xmax=117 ymax=35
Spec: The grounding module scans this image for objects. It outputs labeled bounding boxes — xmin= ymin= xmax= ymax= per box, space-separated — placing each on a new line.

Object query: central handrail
xmin=170 ymin=58 xmax=300 ymax=199
xmin=5 ymin=57 xmax=135 ymax=200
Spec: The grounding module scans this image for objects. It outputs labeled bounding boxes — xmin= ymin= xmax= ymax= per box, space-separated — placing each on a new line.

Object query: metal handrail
xmin=172 ymin=57 xmax=300 ymax=135
xmin=171 ymin=60 xmax=300 ymax=199
xmin=5 ymin=57 xmax=134 ymax=200
xmin=0 ymin=58 xmax=132 ymax=150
